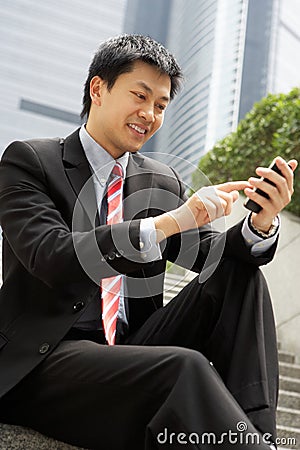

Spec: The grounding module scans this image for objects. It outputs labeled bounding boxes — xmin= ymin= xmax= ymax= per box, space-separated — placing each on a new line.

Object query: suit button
xmin=39 ymin=343 xmax=50 ymax=354
xmin=73 ymin=301 xmax=85 ymax=312
xmin=108 ymin=252 xmax=115 ymax=260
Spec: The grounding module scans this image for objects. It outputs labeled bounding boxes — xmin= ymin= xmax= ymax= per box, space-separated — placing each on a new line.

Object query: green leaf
xmin=194 ymin=88 xmax=300 ymax=216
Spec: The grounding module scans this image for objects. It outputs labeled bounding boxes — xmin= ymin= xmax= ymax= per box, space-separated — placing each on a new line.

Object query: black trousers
xmin=0 ymin=258 xmax=278 ymax=449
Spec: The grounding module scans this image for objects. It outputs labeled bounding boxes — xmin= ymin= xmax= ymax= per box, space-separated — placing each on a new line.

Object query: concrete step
xmin=163 ymin=288 xmax=182 ymax=303
xmin=163 ymin=275 xmax=190 ymax=303
xmin=279 ymin=390 xmax=300 ymax=410
xmin=164 ymin=294 xmax=175 ymax=304
xmin=163 ymin=281 xmax=189 ymax=299
xmin=280 ymin=362 xmax=300 ymax=379
xmin=164 ymin=280 xmax=190 ymax=292
xmin=278 ymin=350 xmax=296 ymax=364
xmin=164 ymin=272 xmax=196 ymax=286
xmin=164 ymin=273 xmax=189 ymax=282
xmin=163 ymin=283 xmax=186 ymax=294
xmin=280 ymin=375 xmax=300 ymax=395
xmin=277 ymin=424 xmax=299 ymax=449
xmin=277 ymin=406 xmax=300 ymax=428
xmin=165 ymin=271 xmax=196 ymax=281
xmin=0 ymin=422 xmax=83 ymax=449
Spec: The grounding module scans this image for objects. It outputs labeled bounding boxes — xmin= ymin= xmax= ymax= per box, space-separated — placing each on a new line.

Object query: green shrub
xmin=192 ymin=88 xmax=300 ymax=216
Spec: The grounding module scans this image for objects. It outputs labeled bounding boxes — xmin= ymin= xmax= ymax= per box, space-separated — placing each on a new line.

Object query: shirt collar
xmin=79 ymin=124 xmax=129 ymax=187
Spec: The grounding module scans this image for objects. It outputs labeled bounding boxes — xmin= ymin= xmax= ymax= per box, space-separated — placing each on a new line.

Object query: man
xmin=0 ymin=34 xmax=297 ymax=449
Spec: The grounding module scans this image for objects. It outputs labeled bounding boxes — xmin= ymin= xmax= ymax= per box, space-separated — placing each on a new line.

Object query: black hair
xmin=81 ymin=34 xmax=183 ymax=119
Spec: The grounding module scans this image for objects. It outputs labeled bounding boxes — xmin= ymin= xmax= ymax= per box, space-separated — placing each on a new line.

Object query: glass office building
xmin=0 ymin=0 xmax=299 ymax=172
xmin=0 ymin=0 xmax=126 ymax=153
xmin=124 ymin=0 xmax=300 ymax=184
xmin=155 ymin=0 xmax=248 ymax=183
xmin=268 ymin=0 xmax=300 ymax=93
xmin=124 ymin=0 xmax=247 ymax=183
xmin=239 ymin=0 xmax=300 ymax=119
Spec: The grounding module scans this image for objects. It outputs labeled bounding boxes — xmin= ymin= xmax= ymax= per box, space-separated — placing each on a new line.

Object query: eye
xmin=156 ymin=104 xmax=166 ymax=112
xmin=131 ymin=91 xmax=146 ymax=100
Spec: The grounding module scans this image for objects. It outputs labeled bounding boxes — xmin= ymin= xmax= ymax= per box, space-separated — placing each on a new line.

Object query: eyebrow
xmin=136 ymin=81 xmax=170 ymax=103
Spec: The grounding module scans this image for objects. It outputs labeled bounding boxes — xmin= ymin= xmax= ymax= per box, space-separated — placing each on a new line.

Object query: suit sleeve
xmin=0 ymin=141 xmax=149 ymax=289
xmin=165 ymin=169 xmax=278 ymax=273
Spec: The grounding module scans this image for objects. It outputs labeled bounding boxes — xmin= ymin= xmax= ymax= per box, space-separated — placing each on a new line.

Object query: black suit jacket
xmin=0 ymin=129 xmax=277 ymax=398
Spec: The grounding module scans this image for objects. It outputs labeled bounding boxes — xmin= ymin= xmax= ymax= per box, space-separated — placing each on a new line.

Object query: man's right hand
xmin=154 ymin=181 xmax=250 ymax=242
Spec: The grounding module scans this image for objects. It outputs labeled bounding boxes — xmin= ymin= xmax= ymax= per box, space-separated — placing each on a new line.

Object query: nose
xmin=138 ymin=105 xmax=155 ymax=123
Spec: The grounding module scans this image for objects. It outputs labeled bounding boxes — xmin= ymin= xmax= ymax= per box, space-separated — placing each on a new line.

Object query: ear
xmin=89 ymin=76 xmax=105 ymax=107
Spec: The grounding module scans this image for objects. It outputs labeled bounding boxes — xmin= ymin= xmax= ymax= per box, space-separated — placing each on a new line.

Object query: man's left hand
xmin=245 ymin=156 xmax=298 ymax=233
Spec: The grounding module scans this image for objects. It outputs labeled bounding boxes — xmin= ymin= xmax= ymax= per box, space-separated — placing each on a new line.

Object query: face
xmin=86 ymin=61 xmax=171 ymax=159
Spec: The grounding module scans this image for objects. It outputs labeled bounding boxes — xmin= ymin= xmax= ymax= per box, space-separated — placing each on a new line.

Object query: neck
xmin=85 ymin=122 xmax=125 ymax=160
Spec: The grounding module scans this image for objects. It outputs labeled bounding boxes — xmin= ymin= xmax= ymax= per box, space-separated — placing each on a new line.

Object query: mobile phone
xmin=244 ymin=159 xmax=288 ymax=213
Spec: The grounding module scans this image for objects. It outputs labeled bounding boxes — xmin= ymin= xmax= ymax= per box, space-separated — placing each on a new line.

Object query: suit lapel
xmin=62 ymin=129 xmax=99 ymax=228
xmin=62 ymin=130 xmax=155 ymax=226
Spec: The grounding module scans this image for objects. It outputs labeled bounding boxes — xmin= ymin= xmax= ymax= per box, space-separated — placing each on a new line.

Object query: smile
xmin=128 ymin=123 xmax=147 ymax=135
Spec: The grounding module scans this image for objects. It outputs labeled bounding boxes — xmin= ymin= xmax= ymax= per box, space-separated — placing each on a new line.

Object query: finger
xmin=196 ymin=187 xmax=227 ymax=219
xmin=248 ymin=176 xmax=278 ymax=198
xmin=223 ymin=193 xmax=233 ymax=215
xmin=215 ymin=189 xmax=238 ymax=214
xmin=287 ymin=159 xmax=298 ymax=172
xmin=275 ymin=156 xmax=296 ymax=192
xmin=195 ymin=189 xmax=220 ymax=219
xmin=203 ymin=198 xmax=218 ymax=221
xmin=244 ymin=187 xmax=276 ymax=213
xmin=230 ymin=190 xmax=239 ymax=203
xmin=246 ymin=174 xmax=288 ymax=208
xmin=209 ymin=188 xmax=239 ymax=215
xmin=245 ymin=182 xmax=287 ymax=217
xmin=275 ymin=156 xmax=298 ymax=173
xmin=254 ymin=168 xmax=290 ymax=200
xmin=208 ymin=191 xmax=233 ymax=217
xmin=256 ymin=157 xmax=295 ymax=193
xmin=216 ymin=181 xmax=251 ymax=193
xmin=196 ymin=186 xmax=239 ymax=219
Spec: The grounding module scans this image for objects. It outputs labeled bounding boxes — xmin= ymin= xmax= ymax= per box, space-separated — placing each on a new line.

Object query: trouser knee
xmin=202 ymin=257 xmax=267 ymax=304
xmin=165 ymin=347 xmax=212 ymax=383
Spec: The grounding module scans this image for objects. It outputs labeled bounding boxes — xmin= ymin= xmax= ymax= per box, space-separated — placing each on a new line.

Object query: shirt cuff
xmin=241 ymin=213 xmax=280 ymax=256
xmin=139 ymin=217 xmax=162 ymax=262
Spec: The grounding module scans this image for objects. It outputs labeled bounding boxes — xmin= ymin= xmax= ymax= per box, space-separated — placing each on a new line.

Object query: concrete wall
xmin=262 ymin=210 xmax=300 ymax=361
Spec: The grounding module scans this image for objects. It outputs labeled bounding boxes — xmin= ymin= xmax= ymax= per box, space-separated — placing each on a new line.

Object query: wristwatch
xmin=248 ymin=214 xmax=279 ymax=239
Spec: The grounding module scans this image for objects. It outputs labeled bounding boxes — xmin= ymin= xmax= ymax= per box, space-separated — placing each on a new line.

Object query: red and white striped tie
xmin=101 ymin=162 xmax=124 ymax=345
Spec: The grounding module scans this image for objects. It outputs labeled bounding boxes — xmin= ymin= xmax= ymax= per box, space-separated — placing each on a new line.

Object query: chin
xmin=128 ymin=143 xmax=144 ymax=153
